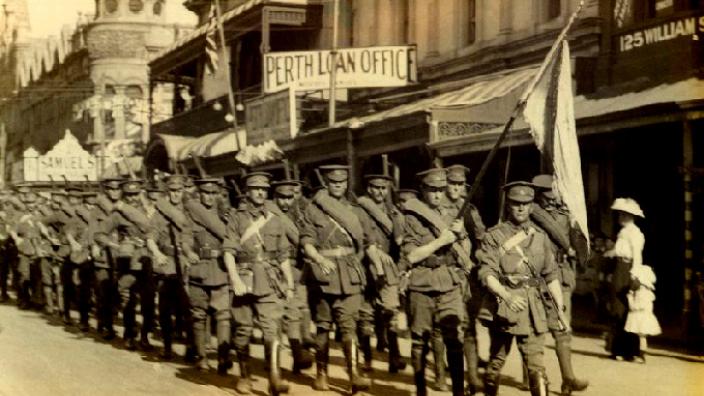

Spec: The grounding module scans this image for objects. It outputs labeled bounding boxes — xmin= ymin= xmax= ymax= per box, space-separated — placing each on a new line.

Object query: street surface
xmin=0 ymin=302 xmax=702 ymax=396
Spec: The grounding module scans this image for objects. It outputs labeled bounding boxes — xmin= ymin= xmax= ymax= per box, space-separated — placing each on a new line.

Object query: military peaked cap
xmin=503 ymin=181 xmax=535 ymax=203
xmin=272 ymin=179 xmax=301 ymax=197
xmin=416 ymin=168 xmax=447 ymax=188
xmin=319 ymin=165 xmax=349 ymax=182
xmin=446 ymin=164 xmax=470 ymax=183
xmin=244 ymin=172 xmax=272 ymax=188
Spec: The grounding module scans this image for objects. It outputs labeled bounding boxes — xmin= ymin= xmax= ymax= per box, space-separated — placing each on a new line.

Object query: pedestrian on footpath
xmin=604 ymin=197 xmax=646 ymax=362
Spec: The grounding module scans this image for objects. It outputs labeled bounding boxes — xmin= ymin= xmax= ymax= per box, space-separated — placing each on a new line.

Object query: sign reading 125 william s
xmin=264 ymin=45 xmax=417 ymax=94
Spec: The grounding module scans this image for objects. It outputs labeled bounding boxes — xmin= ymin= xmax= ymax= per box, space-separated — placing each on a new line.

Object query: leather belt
xmin=319 ymin=246 xmax=355 ymax=258
xmin=422 ymin=255 xmax=450 ymax=268
xmin=503 ymin=275 xmax=541 ymax=289
xmin=236 ymin=251 xmax=277 ymax=263
xmin=199 ymin=248 xmax=221 ymax=259
xmin=162 ymin=246 xmax=182 ymax=256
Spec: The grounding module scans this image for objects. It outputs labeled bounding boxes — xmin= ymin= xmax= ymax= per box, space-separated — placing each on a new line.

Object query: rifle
xmin=523 ymin=257 xmax=567 ymax=332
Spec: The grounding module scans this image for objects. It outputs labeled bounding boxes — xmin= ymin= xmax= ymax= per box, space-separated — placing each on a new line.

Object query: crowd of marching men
xmin=0 ymin=162 xmax=603 ymax=396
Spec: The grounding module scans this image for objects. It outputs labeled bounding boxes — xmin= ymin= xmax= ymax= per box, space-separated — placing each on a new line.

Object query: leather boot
xmin=43 ymin=286 xmax=55 ymax=315
xmin=193 ymin=322 xmax=209 ymax=370
xmin=432 ymin=331 xmax=448 ymax=391
xmin=555 ymin=331 xmax=588 ymax=395
xmin=359 ymin=334 xmax=373 ymax=374
xmin=291 ymin=339 xmax=313 ymax=374
xmin=519 ymin=361 xmax=530 ymax=390
xmin=529 ymin=371 xmax=550 ymax=396
xmin=388 ymin=331 xmax=406 ymax=373
xmin=375 ymin=312 xmax=388 ymax=352
xmin=411 ymin=339 xmax=428 ymax=396
xmin=312 ymin=332 xmax=330 ymax=391
xmin=267 ymin=340 xmax=290 ymax=396
xmin=216 ymin=320 xmax=232 ymax=375
xmin=161 ymin=338 xmax=174 ymax=360
xmin=446 ymin=339 xmax=465 ymax=396
xmin=300 ymin=309 xmax=316 ymax=349
xmin=483 ymin=377 xmax=499 ymax=396
xmin=344 ymin=339 xmax=371 ymax=394
xmin=235 ymin=352 xmax=253 ymax=395
xmin=464 ymin=333 xmax=482 ymax=395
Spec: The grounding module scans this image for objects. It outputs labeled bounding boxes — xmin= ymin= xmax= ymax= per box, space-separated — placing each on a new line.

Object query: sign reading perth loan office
xmin=263 ymin=46 xmax=418 ymax=94
xmin=619 ymin=15 xmax=704 ymax=52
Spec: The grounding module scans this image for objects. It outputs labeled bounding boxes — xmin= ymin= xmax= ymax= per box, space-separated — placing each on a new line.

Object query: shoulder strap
xmin=185 ymin=200 xmax=228 ymax=240
xmin=241 ymin=212 xmax=274 ymax=245
xmin=357 ymin=196 xmax=394 ymax=235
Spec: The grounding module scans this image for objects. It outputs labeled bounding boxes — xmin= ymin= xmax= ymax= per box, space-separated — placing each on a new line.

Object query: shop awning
xmin=154 ymin=130 xmax=245 ymax=162
xmin=310 ymin=65 xmax=539 ymax=133
xmin=151 ymin=0 xmax=310 ymax=66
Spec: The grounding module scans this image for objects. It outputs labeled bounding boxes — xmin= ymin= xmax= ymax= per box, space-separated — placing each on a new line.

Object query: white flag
xmin=523 ymin=40 xmax=589 ymax=246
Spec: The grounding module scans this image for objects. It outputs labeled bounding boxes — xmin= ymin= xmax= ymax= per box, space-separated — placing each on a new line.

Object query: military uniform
xmin=224 ymin=172 xmax=292 ymax=395
xmin=13 ymin=185 xmax=47 ymax=309
xmin=41 ymin=191 xmax=75 ymax=322
xmin=531 ymin=174 xmax=588 ymax=395
xmin=88 ymin=178 xmax=123 ymax=339
xmin=96 ymin=180 xmax=155 ymax=350
xmin=300 ymin=165 xmax=371 ymax=393
xmin=0 ymin=191 xmax=20 ymax=302
xmin=184 ymin=178 xmax=231 ymax=373
xmin=401 ymin=168 xmax=468 ymax=396
xmin=147 ymin=175 xmax=196 ymax=360
xmin=356 ymin=174 xmax=407 ymax=374
xmin=477 ymin=181 xmax=560 ymax=396
xmin=271 ymin=179 xmax=314 ymax=375
xmin=443 ymin=164 xmax=486 ymax=394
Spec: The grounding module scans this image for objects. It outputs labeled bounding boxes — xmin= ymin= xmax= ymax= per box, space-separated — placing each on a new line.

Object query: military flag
xmin=204 ymin=4 xmax=220 ymax=76
xmin=522 ymin=40 xmax=589 ymax=245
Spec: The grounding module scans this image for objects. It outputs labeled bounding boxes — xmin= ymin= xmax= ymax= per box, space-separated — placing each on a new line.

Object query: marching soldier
xmin=94 ymin=179 xmax=155 ymax=350
xmin=223 ymin=172 xmax=293 ymax=395
xmin=146 ymin=175 xmax=198 ymax=361
xmin=531 ymin=174 xmax=589 ymax=395
xmin=269 ymin=179 xmax=314 ymax=375
xmin=401 ymin=168 xmax=468 ymax=396
xmin=89 ymin=177 xmax=123 ymax=340
xmin=0 ymin=191 xmax=14 ymax=303
xmin=444 ymin=164 xmax=486 ymax=395
xmin=12 ymin=184 xmax=48 ymax=310
xmin=66 ymin=188 xmax=98 ymax=332
xmin=300 ymin=164 xmax=371 ymax=394
xmin=183 ymin=178 xmax=232 ymax=374
xmin=356 ymin=173 xmax=407 ymax=373
xmin=476 ymin=181 xmax=566 ymax=396
xmin=38 ymin=190 xmax=68 ymax=317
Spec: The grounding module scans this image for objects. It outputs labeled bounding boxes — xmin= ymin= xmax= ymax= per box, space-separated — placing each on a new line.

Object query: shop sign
xmin=618 ymin=14 xmax=704 ymax=52
xmin=263 ymin=45 xmax=417 ymax=93
xmin=23 ymin=130 xmax=98 ymax=182
xmin=245 ymin=89 xmax=302 ymax=145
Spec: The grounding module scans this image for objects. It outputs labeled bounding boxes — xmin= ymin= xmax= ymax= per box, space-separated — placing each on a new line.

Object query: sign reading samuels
xmin=264 ymin=46 xmax=418 ymax=93
xmin=23 ymin=130 xmax=98 ymax=182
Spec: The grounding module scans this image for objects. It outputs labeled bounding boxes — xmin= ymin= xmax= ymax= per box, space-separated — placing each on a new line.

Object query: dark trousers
xmin=60 ymin=260 xmax=76 ymax=319
xmin=118 ymin=263 xmax=155 ymax=340
xmin=77 ymin=262 xmax=94 ymax=324
xmin=158 ymin=275 xmax=193 ymax=347
xmin=94 ymin=266 xmax=116 ymax=331
xmin=0 ymin=242 xmax=19 ymax=297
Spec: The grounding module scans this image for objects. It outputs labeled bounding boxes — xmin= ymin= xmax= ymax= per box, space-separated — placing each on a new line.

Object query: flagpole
xmin=328 ymin=0 xmax=339 ymax=127
xmin=213 ymin=0 xmax=240 ymax=149
xmin=457 ymin=0 xmax=585 ymax=219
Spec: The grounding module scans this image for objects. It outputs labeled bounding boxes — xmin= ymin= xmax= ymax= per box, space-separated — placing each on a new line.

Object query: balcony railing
xmin=151 ymin=94 xmax=234 ymax=138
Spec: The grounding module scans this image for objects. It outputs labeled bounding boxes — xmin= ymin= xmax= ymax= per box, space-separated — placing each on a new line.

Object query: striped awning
xmin=312 ymin=66 xmax=538 ymax=132
xmin=155 ymin=130 xmax=245 ymax=162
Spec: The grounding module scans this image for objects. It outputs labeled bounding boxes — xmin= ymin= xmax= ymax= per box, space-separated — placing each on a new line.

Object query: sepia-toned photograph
xmin=0 ymin=0 xmax=702 ymax=395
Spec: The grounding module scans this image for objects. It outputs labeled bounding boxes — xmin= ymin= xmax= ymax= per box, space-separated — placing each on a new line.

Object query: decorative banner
xmin=23 ymin=130 xmax=98 ymax=182
xmin=263 ymin=45 xmax=418 ymax=93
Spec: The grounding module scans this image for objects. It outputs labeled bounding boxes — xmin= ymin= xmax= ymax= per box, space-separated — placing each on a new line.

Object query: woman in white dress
xmin=604 ymin=198 xmax=647 ymax=361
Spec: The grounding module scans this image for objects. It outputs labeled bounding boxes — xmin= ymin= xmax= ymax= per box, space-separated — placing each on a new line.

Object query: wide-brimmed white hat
xmin=611 ymin=197 xmax=645 ymax=218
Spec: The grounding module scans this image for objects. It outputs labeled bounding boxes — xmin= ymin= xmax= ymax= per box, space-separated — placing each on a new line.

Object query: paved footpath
xmin=1 ymin=302 xmax=702 ymax=396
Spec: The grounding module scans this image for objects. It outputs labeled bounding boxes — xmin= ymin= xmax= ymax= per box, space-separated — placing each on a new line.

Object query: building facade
xmin=0 ymin=0 xmax=192 ymax=183
xmin=146 ymin=0 xmax=704 ymax=343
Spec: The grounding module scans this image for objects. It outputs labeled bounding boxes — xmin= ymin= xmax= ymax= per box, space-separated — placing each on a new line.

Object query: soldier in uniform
xmin=67 ymin=188 xmax=98 ymax=332
xmin=183 ymin=178 xmax=232 ymax=374
xmin=146 ymin=175 xmax=198 ymax=361
xmin=401 ymin=168 xmax=468 ymax=396
xmin=476 ymin=181 xmax=566 ymax=396
xmin=356 ymin=173 xmax=407 ymax=373
xmin=95 ymin=180 xmax=155 ymax=350
xmin=300 ymin=164 xmax=371 ymax=394
xmin=0 ymin=190 xmax=21 ymax=303
xmin=270 ymin=179 xmax=314 ymax=375
xmin=89 ymin=178 xmax=123 ymax=340
xmin=530 ymin=175 xmax=588 ymax=395
xmin=12 ymin=184 xmax=47 ymax=310
xmin=223 ymin=172 xmax=293 ymax=395
xmin=38 ymin=190 xmax=69 ymax=316
xmin=444 ymin=164 xmax=486 ymax=395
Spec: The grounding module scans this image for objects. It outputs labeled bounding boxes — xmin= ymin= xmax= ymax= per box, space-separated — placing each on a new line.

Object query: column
xmin=113 ymin=86 xmax=126 ymax=139
xmin=499 ymin=0 xmax=512 ymax=35
xmin=682 ymin=120 xmax=695 ymax=337
xmin=92 ymin=86 xmax=106 ymax=177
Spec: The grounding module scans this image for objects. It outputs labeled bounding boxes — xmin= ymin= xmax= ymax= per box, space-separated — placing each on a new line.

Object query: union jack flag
xmin=205 ymin=4 xmax=219 ymax=75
